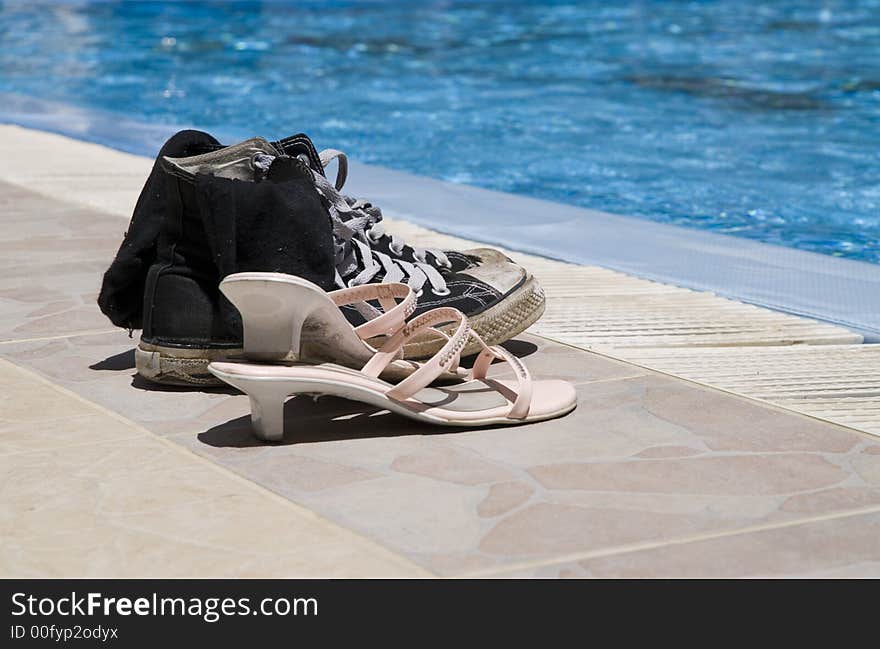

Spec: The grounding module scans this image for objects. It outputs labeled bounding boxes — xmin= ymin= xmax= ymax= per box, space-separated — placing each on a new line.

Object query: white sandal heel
xmin=246 ymin=383 xmax=290 ymax=442
xmin=221 ymin=272 xmax=443 ymax=382
xmin=219 ymin=374 xmax=318 ymax=442
xmin=221 ymin=274 xmax=330 ymax=361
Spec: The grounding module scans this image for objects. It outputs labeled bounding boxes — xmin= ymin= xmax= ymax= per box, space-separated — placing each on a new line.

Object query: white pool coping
xmin=343 ymin=161 xmax=880 ymax=340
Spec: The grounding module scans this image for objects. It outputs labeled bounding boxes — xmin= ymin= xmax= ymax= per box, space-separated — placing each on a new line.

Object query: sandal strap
xmin=328 ymin=282 xmax=416 ymax=340
xmin=469 ymin=334 xmax=533 ymax=420
xmin=364 ymin=308 xmax=532 ymax=420
xmin=363 ymin=307 xmax=469 ymax=399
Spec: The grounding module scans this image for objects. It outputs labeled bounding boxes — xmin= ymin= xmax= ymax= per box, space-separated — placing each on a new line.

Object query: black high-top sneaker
xmin=98 ymin=131 xmax=544 ymax=384
xmin=106 ymin=136 xmax=336 ymax=385
xmin=273 ymin=133 xmax=546 ymax=358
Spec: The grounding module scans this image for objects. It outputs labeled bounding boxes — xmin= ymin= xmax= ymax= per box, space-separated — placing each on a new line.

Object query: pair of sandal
xmin=208 ymin=273 xmax=577 ymax=441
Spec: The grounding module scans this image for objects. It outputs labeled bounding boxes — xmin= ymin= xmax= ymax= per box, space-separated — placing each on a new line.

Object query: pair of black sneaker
xmin=98 ymin=130 xmax=545 ymax=385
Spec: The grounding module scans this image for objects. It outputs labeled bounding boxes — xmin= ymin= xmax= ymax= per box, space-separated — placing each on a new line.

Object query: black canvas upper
xmin=98 ymin=129 xmax=523 ymax=351
xmin=191 ymin=157 xmax=335 ymax=283
xmin=272 ymin=135 xmax=484 ymax=273
xmin=101 ymin=131 xmax=335 ymax=349
xmin=98 ymin=129 xmax=222 ymax=329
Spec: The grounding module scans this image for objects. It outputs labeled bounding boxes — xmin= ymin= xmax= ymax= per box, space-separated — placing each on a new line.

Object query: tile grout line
xmin=0 ymin=329 xmax=120 ymax=346
xmin=0 ymin=357 xmax=434 ymax=578
xmin=459 ymin=504 xmax=880 ymax=578
xmin=617 ymin=354 xmax=880 ymax=441
xmin=0 ymin=431 xmax=147 ymax=458
xmin=571 ymin=373 xmax=648 ymax=386
xmin=530 ymin=332 xmax=880 ymax=442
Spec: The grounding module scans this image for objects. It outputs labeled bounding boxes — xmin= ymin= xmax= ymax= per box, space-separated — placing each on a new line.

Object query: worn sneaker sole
xmin=397 ymin=274 xmax=547 ymax=360
xmin=136 ymin=275 xmax=546 ymax=386
xmin=136 ymin=343 xmax=240 ymax=387
xmin=135 ymin=342 xmax=470 ymax=388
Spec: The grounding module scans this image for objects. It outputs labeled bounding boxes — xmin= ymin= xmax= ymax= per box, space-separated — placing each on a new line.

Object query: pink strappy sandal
xmin=220 ymin=272 xmax=462 ymax=382
xmin=209 ymin=306 xmax=576 ymax=441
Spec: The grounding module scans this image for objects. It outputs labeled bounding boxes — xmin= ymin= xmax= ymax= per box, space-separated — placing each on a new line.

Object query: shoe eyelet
xmin=433 ymin=286 xmax=451 ymax=296
xmin=415 ymin=288 xmax=424 ymax=298
xmin=390 ymin=244 xmax=404 ymax=256
xmin=250 ymin=152 xmax=273 ymax=173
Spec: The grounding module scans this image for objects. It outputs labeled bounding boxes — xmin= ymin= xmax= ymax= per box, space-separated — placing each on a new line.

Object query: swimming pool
xmin=1 ymin=0 xmax=878 ymax=263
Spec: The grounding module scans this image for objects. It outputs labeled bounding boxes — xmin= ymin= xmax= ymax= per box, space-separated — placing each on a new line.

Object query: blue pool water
xmin=1 ymin=0 xmax=879 ymax=263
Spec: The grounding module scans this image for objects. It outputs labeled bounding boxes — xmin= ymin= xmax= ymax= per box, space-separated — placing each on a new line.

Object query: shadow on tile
xmin=192 ymin=338 xmax=555 ymax=449
xmin=195 ymin=391 xmax=591 ymax=449
xmin=128 ymin=373 xmax=237 ymax=395
xmin=89 ymin=348 xmax=135 ymax=371
xmin=197 ymin=395 xmax=459 ymax=448
xmin=499 ymin=338 xmax=539 ymax=359
xmin=87 ymin=349 xmax=235 ymax=394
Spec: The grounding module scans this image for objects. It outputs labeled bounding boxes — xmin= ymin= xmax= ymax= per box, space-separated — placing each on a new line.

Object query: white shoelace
xmin=255 ymin=150 xmax=451 ymax=296
xmin=308 ymin=163 xmax=450 ymax=296
xmin=317 ymin=149 xmax=452 ymax=269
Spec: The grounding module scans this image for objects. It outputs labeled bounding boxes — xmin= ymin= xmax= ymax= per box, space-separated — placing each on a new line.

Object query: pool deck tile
xmin=4 ymin=328 xmax=879 ymax=576
xmin=2 ymin=126 xmax=879 ymax=578
xmin=486 ymin=509 xmax=880 ymax=578
xmin=0 ymin=359 xmax=428 ymax=578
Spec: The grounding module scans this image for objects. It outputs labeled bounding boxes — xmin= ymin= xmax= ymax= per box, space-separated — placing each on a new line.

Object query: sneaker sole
xmin=136 ymin=275 xmax=546 ymax=385
xmin=398 ymin=274 xmax=547 ymax=359
xmin=135 ymin=344 xmax=239 ymax=387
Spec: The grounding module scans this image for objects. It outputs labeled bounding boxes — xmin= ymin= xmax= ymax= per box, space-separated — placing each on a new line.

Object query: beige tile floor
xmin=2 ymin=181 xmax=880 ymax=577
xmin=4 ymin=124 xmax=876 ymax=439
xmin=0 ymin=359 xmax=427 ymax=578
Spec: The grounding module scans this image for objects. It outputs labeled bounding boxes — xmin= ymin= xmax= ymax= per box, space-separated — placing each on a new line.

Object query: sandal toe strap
xmin=470 ymin=336 xmax=533 ymax=420
xmin=363 ymin=308 xmax=533 ymax=419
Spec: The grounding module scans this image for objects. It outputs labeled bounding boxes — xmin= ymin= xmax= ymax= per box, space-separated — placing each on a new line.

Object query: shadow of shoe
xmin=198 ymin=395 xmax=453 ymax=447
xmin=129 ymin=373 xmax=238 ymax=395
xmin=500 ymin=338 xmax=539 ymax=358
xmin=454 ymin=337 xmax=539 ymax=370
xmin=89 ymin=348 xmax=136 ymax=371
